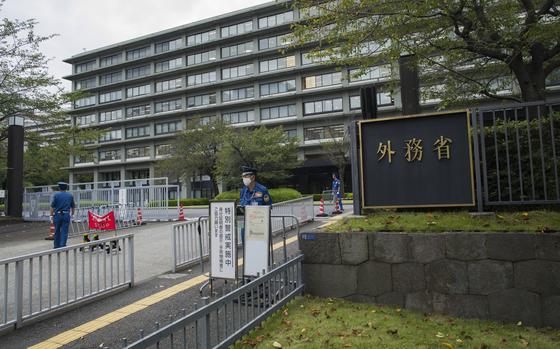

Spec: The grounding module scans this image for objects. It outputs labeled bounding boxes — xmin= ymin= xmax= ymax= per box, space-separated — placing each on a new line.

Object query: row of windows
xmin=187 ymin=93 xmax=216 ymax=108
xmin=222 ymin=86 xmax=254 ymax=102
xmin=76 ymin=144 xmax=174 ymax=164
xmin=221 ymin=41 xmax=253 ymax=59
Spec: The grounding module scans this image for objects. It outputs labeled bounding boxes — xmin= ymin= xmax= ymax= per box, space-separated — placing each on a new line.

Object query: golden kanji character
xmin=433 ymin=136 xmax=452 ymax=160
xmin=377 ymin=140 xmax=396 ymax=163
xmin=404 ymin=138 xmax=423 ymax=162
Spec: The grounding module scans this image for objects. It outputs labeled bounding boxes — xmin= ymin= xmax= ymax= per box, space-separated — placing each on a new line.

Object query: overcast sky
xmin=2 ymin=0 xmax=271 ymax=90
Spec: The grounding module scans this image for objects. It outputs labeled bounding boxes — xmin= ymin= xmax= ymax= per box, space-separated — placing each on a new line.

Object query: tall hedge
xmin=214 ymin=188 xmax=302 ymax=203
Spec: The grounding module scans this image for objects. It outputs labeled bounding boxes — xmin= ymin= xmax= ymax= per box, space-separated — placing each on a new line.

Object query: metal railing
xmin=472 ymin=100 xmax=560 ymax=210
xmin=124 ymin=254 xmax=304 ymax=349
xmin=69 ymin=205 xmax=141 ymax=238
xmin=0 ymin=234 xmax=134 ymax=331
xmin=171 ymin=197 xmax=312 ymax=272
xmin=23 ymin=184 xmax=179 ymax=222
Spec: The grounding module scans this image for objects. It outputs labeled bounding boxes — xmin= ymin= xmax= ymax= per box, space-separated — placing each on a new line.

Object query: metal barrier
xmin=23 ymin=184 xmax=179 ymax=222
xmin=69 ymin=205 xmax=141 ymax=238
xmin=321 ymin=190 xmax=335 ymax=215
xmin=125 ymin=254 xmax=304 ymax=349
xmin=172 ymin=197 xmax=313 ymax=272
xmin=0 ymin=234 xmax=134 ymax=331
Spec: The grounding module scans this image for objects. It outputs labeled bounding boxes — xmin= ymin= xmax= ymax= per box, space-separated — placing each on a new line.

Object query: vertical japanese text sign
xmin=210 ymin=201 xmax=237 ymax=280
xmin=359 ymin=110 xmax=475 ymax=208
xmin=244 ymin=205 xmax=271 ymax=277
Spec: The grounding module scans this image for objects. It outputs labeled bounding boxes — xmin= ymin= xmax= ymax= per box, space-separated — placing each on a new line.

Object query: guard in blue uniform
xmin=239 ymin=166 xmax=272 ymax=207
xmin=50 ymin=182 xmax=75 ymax=248
xmin=332 ymin=173 xmax=343 ymax=212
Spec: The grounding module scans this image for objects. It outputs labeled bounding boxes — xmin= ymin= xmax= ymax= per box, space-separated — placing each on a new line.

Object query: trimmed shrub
xmin=345 ymin=192 xmax=353 ymax=199
xmin=312 ymin=194 xmax=322 ymax=201
xmin=214 ymin=188 xmax=302 ymax=203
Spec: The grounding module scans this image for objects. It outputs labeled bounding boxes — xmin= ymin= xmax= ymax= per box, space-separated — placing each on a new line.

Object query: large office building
xmin=63 ymin=0 xmax=559 ymax=198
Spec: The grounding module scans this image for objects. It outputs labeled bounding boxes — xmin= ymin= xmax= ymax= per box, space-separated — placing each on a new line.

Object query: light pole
xmin=7 ymin=115 xmax=24 ymax=217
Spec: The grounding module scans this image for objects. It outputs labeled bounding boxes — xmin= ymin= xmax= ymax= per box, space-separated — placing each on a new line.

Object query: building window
xmin=75 ymin=114 xmax=96 ymax=126
xmin=304 ymin=97 xmax=343 ymax=115
xmin=126 ymin=84 xmax=151 ymax=98
xmin=126 ymin=146 xmax=151 ymax=159
xmin=155 ymin=57 xmax=183 ymax=73
xmin=155 ymin=38 xmax=182 ymax=54
xmin=154 ymin=98 xmax=182 ymax=113
xmin=99 ymin=90 xmax=122 ymax=104
xmin=187 ymin=115 xmax=217 ymax=128
xmin=99 ymin=149 xmax=122 ymax=161
xmin=259 ymin=56 xmax=296 ymax=73
xmin=126 ymin=65 xmax=151 ymax=79
xmin=222 ymin=110 xmax=254 ymax=124
xmin=187 ymin=29 xmax=217 ymax=46
xmin=126 ymin=46 xmax=150 ymax=61
xmin=221 ymin=20 xmax=253 ymax=38
xmin=75 ymin=77 xmax=96 ymax=90
xmin=301 ymin=49 xmax=340 ymax=65
xmin=125 ymin=125 xmax=150 ymax=139
xmin=350 ymin=92 xmax=393 ymax=109
xmin=221 ymin=41 xmax=253 ymax=58
xmin=99 ymin=71 xmax=122 ymax=86
xmin=221 ymin=63 xmax=253 ymax=80
xmin=222 ymin=86 xmax=254 ymax=102
xmin=258 ymin=33 xmax=293 ymax=50
xmin=187 ymin=71 xmax=216 ymax=86
xmin=304 ymin=125 xmax=345 ymax=141
xmin=155 ymin=78 xmax=182 ymax=93
xmin=99 ymin=109 xmax=123 ymax=123
xmin=99 ymin=129 xmax=122 ymax=142
xmin=126 ymin=104 xmax=151 ymax=118
xmin=74 ymin=95 xmax=96 ymax=108
xmin=260 ymin=104 xmax=296 ymax=120
xmin=303 ymin=72 xmax=342 ymax=89
xmin=74 ymin=152 xmax=95 ymax=164
xmin=285 ymin=129 xmax=298 ymax=139
xmin=349 ymin=65 xmax=392 ymax=82
xmin=75 ymin=60 xmax=96 ymax=74
xmin=258 ymin=11 xmax=294 ymax=29
xmin=187 ymin=93 xmax=216 ymax=108
xmin=155 ymin=120 xmax=182 ymax=135
xmin=156 ymin=144 xmax=174 ymax=156
xmin=260 ymin=79 xmax=296 ymax=96
xmin=100 ymin=53 xmax=122 ymax=68
xmin=187 ymin=50 xmax=217 ymax=65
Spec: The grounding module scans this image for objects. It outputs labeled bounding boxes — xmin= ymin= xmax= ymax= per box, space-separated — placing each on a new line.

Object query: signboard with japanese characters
xmin=209 ymin=201 xmax=237 ymax=280
xmin=359 ymin=110 xmax=475 ymax=208
xmin=244 ymin=205 xmax=271 ymax=277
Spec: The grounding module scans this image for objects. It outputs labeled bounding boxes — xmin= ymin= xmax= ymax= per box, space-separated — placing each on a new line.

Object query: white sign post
xmin=209 ymin=201 xmax=237 ymax=280
xmin=244 ymin=205 xmax=271 ymax=277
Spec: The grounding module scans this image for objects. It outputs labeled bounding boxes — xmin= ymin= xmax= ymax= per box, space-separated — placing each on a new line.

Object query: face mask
xmin=243 ymin=177 xmax=251 ymax=186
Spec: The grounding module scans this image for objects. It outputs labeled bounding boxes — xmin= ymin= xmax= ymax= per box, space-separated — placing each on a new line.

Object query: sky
xmin=2 ymin=0 xmax=271 ymax=90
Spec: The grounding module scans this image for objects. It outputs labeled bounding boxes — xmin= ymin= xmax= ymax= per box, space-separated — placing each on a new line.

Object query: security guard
xmin=50 ymin=182 xmax=75 ymax=248
xmin=332 ymin=173 xmax=343 ymax=212
xmin=239 ymin=166 xmax=272 ymax=207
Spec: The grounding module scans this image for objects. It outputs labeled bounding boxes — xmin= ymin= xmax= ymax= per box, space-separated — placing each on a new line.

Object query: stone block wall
xmin=300 ymin=232 xmax=560 ymax=328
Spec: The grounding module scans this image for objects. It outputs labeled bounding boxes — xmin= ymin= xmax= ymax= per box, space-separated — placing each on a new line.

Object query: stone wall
xmin=299 ymin=232 xmax=560 ymax=328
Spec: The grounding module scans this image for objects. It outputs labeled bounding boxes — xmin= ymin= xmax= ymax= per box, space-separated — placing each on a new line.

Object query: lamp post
xmin=7 ymin=115 xmax=24 ymax=217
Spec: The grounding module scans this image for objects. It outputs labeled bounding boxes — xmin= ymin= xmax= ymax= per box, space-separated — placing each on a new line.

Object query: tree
xmin=0 ymin=2 xmax=68 ymax=140
xmin=321 ymin=127 xmax=351 ymax=195
xmin=216 ymin=126 xmax=301 ymax=188
xmin=157 ymin=120 xmax=230 ymax=197
xmin=292 ymin=0 xmax=560 ymax=105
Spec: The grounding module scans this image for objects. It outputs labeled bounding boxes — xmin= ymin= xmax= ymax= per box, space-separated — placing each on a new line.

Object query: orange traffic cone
xmin=333 ymin=198 xmax=342 ymax=215
xmin=316 ymin=198 xmax=328 ymax=217
xmin=136 ymin=208 xmax=143 ymax=225
xmin=45 ymin=221 xmax=55 ymax=240
xmin=178 ymin=204 xmax=186 ymax=221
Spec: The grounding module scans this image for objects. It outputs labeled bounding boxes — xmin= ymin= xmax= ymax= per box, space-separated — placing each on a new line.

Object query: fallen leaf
xmin=441 ymin=342 xmax=454 ymax=349
xmin=519 ymin=338 xmax=529 ymax=347
xmin=496 ymin=214 xmax=505 ymax=219
xmin=272 ymin=341 xmax=282 ymax=348
xmin=436 ymin=332 xmax=445 ymax=338
xmin=456 ymin=339 xmax=463 ymax=343
xmin=517 ymin=321 xmax=523 ymax=326
xmin=301 ymin=328 xmax=306 ymax=333
xmin=283 ymin=310 xmax=288 ymax=316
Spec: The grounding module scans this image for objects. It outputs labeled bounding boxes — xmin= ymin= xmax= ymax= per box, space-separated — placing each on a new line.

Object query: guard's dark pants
xmin=54 ymin=212 xmax=70 ymax=248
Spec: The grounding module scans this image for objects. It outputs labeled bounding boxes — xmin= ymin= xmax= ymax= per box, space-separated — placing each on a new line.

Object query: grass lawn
xmin=234 ymin=296 xmax=560 ymax=349
xmin=325 ymin=210 xmax=560 ymax=233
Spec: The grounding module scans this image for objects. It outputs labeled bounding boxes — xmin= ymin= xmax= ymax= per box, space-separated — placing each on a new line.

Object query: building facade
xmin=63 ymin=0 xmax=559 ymax=198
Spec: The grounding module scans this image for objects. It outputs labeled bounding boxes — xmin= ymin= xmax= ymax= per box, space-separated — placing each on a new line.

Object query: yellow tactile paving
xmin=28 ymin=233 xmax=299 ymax=348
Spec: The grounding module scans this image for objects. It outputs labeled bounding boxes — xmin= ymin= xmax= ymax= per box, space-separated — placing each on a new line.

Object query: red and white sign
xmin=88 ymin=211 xmax=116 ymax=231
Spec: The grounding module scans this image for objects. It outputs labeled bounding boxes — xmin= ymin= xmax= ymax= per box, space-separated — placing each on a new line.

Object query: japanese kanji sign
xmin=359 ymin=110 xmax=475 ymax=208
xmin=210 ymin=201 xmax=237 ymax=280
xmin=244 ymin=205 xmax=271 ymax=277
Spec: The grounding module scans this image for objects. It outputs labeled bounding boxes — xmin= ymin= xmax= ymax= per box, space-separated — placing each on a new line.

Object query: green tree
xmin=157 ymin=120 xmax=230 ymax=197
xmin=292 ymin=0 xmax=560 ymax=106
xmin=320 ymin=127 xmax=351 ymax=195
xmin=216 ymin=126 xmax=301 ymax=188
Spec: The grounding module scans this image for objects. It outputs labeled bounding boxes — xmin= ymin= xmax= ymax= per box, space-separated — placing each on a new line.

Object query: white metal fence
xmin=172 ymin=197 xmax=313 ymax=272
xmin=0 ymin=234 xmax=134 ymax=331
xmin=23 ymin=185 xmax=179 ymax=222
xmin=69 ymin=205 xmax=141 ymax=238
